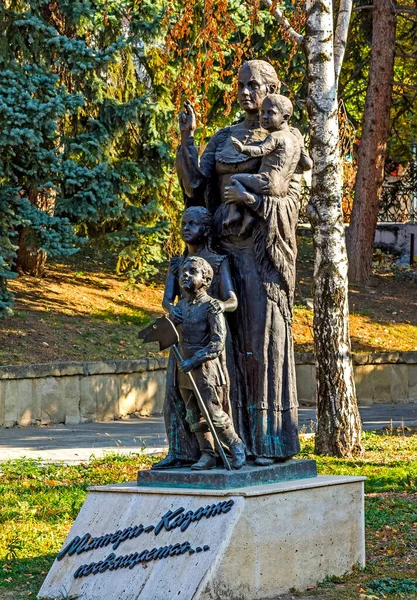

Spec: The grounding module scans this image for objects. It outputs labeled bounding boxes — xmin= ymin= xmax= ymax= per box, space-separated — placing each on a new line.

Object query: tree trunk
xmin=305 ymin=0 xmax=363 ymax=456
xmin=15 ymin=189 xmax=51 ymax=277
xmin=16 ymin=230 xmax=47 ymax=277
xmin=346 ymin=0 xmax=397 ymax=284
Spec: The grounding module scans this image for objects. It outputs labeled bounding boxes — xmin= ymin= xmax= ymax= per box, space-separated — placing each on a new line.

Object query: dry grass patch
xmin=0 ymin=239 xmax=416 ymax=366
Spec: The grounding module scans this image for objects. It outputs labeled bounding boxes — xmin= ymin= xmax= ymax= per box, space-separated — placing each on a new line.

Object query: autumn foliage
xmin=161 ymin=0 xmax=308 ymax=146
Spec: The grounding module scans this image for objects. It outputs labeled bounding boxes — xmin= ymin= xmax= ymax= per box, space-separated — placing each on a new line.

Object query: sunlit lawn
xmin=0 ymin=433 xmax=416 ymax=599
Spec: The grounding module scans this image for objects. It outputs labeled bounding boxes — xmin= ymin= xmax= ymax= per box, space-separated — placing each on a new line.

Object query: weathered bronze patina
xmin=141 ymin=60 xmax=314 ymax=477
xmin=174 ymin=60 xmax=312 ymax=467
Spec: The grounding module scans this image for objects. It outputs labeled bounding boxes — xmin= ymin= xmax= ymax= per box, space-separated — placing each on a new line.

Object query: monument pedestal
xmin=38 ymin=474 xmax=365 ymax=600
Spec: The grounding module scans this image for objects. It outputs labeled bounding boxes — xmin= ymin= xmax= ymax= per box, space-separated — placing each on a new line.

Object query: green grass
xmin=300 ymin=432 xmax=417 ymax=493
xmin=0 ymin=453 xmax=157 ymax=599
xmin=1 ymin=434 xmax=416 ymax=599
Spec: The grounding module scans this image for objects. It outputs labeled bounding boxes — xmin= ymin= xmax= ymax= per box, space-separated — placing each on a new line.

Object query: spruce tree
xmin=0 ymin=0 xmax=174 ymax=313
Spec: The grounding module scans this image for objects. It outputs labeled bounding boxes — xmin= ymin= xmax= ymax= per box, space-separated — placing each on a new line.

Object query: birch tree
xmin=263 ymin=0 xmax=363 ymax=456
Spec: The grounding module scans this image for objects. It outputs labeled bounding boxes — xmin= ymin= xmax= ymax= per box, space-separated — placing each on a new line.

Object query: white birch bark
xmin=258 ymin=0 xmax=362 ymax=455
xmin=305 ymin=0 xmax=362 ymax=456
xmin=334 ymin=0 xmax=353 ymax=86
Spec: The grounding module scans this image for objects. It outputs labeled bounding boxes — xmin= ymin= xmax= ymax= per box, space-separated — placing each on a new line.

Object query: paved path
xmin=0 ymin=404 xmax=416 ymax=463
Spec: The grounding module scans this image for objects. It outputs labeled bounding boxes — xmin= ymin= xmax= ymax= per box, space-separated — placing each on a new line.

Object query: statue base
xmin=137 ymin=458 xmax=317 ymax=489
xmin=38 ymin=475 xmax=365 ymax=600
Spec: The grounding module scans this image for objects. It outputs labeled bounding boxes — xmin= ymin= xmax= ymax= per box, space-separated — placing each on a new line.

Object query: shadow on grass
xmin=0 ymin=301 xmax=160 ymax=364
xmin=0 ymin=554 xmax=55 ymax=598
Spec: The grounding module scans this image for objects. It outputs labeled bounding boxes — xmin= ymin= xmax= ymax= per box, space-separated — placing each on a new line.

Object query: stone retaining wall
xmin=296 ymin=352 xmax=417 ymax=406
xmin=0 ymin=358 xmax=168 ymax=428
xmin=374 ymin=223 xmax=417 ymax=264
xmin=298 ymin=223 xmax=417 ymax=267
xmin=0 ymin=352 xmax=416 ymax=427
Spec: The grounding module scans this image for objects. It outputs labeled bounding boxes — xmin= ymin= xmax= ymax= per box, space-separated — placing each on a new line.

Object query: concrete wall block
xmin=134 ymin=371 xmax=166 ymax=416
xmin=408 ymin=365 xmax=417 ymax=403
xmin=115 ymin=359 xmax=148 ymax=375
xmin=95 ymin=375 xmax=120 ymax=421
xmin=39 ymin=377 xmax=66 ymax=425
xmin=400 ymin=351 xmax=417 ymax=364
xmin=3 ymin=380 xmax=20 ymax=427
xmin=354 ymin=365 xmax=375 ymax=406
xmin=0 ymin=382 xmax=5 ymax=426
xmin=80 ymin=377 xmax=98 ymax=423
xmin=294 ymin=352 xmax=315 ymax=365
xmin=375 ymin=223 xmax=417 ymax=259
xmin=146 ymin=358 xmax=160 ymax=371
xmin=57 ymin=363 xmax=85 ymax=377
xmin=369 ymin=352 xmax=401 ymax=364
xmin=399 ymin=224 xmax=417 ymax=255
xmin=85 ymin=362 xmax=117 ymax=376
xmin=373 ymin=365 xmax=394 ymax=404
xmin=158 ymin=357 xmax=169 ymax=370
xmin=353 ymin=354 xmax=370 ymax=365
xmin=151 ymin=371 xmax=166 ymax=415
xmin=2 ymin=379 xmax=34 ymax=427
xmin=390 ymin=364 xmax=409 ymax=403
xmin=296 ymin=364 xmax=316 ymax=404
xmin=16 ymin=379 xmax=35 ymax=426
xmin=375 ymin=227 xmax=398 ymax=246
xmin=64 ymin=376 xmax=82 ymax=425
xmin=118 ymin=374 xmax=137 ymax=417
xmin=31 ymin=379 xmax=42 ymax=424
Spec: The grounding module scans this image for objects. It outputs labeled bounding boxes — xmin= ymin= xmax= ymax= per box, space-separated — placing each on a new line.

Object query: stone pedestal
xmin=38 ymin=475 xmax=365 ymax=600
xmin=137 ymin=459 xmax=318 ymax=489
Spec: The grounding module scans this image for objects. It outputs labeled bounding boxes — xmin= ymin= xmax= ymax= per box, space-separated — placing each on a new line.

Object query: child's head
xmin=180 ymin=207 xmax=212 ymax=246
xmin=261 ymin=94 xmax=293 ymax=131
xmin=179 ymin=256 xmax=213 ymax=293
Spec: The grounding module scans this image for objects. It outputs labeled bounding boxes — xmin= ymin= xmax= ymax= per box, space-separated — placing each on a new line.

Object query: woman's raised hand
xmin=179 ymin=100 xmax=196 ymax=138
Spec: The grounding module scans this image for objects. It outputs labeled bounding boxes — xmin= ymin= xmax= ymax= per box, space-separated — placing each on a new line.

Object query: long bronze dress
xmin=176 ymin=121 xmax=301 ymax=459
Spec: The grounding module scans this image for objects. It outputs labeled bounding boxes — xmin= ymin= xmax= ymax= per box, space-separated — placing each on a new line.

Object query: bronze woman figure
xmin=176 ymin=60 xmax=311 ymax=465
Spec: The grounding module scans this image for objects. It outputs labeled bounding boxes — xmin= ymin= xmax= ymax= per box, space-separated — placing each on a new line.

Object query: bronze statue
xmin=152 ymin=206 xmax=238 ymax=470
xmin=225 ymin=94 xmax=302 ymax=232
xmin=174 ymin=256 xmax=245 ymax=470
xmin=176 ymin=59 xmax=312 ymax=466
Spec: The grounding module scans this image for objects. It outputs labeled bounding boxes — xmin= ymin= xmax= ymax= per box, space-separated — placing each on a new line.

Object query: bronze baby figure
xmin=226 ymin=93 xmax=311 ymax=232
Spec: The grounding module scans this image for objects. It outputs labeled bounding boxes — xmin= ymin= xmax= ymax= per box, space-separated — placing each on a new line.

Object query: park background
xmin=0 ymin=0 xmax=417 ymax=599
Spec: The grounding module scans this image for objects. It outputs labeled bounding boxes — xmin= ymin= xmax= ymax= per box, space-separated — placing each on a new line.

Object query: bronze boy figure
xmin=152 ymin=206 xmax=238 ymax=471
xmin=174 ymin=256 xmax=245 ymax=470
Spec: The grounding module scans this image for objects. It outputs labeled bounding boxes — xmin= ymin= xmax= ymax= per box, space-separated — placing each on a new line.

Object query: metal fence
xmin=378 ymin=164 xmax=417 ymax=223
xmin=298 ymin=163 xmax=417 ymax=225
